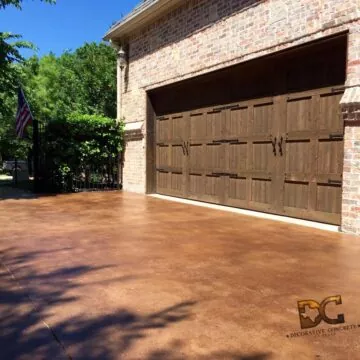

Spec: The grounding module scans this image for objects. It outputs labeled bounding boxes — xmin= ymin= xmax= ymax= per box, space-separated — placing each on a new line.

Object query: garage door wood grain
xmin=155 ymin=86 xmax=344 ymax=225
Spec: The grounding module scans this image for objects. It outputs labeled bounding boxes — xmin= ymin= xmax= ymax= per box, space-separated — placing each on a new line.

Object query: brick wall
xmin=122 ymin=137 xmax=146 ymax=193
xmin=341 ymin=27 xmax=360 ymax=235
xmin=342 ymin=122 xmax=360 ymax=235
xmin=122 ymin=0 xmax=359 ymax=121
xmin=118 ymin=0 xmax=360 ymax=232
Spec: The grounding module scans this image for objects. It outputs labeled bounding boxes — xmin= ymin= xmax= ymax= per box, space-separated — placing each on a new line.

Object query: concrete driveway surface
xmin=0 ymin=191 xmax=360 ymax=360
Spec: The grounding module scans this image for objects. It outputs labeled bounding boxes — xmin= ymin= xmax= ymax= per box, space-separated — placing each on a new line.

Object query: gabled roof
xmin=103 ymin=0 xmax=183 ymax=42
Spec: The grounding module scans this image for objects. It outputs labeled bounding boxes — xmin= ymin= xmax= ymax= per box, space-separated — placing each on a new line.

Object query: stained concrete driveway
xmin=0 ymin=191 xmax=360 ymax=360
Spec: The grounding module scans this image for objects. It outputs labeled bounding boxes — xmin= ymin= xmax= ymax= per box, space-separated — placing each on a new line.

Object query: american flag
xmin=15 ymin=87 xmax=33 ymax=138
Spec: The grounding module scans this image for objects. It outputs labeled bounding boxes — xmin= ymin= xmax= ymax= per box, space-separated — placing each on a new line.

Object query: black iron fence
xmin=66 ymin=161 xmax=120 ymax=193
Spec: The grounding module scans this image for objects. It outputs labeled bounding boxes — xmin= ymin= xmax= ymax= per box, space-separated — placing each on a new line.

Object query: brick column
xmin=340 ymin=25 xmax=360 ymax=235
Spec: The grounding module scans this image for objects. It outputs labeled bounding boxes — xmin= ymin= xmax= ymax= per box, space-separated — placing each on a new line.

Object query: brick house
xmin=104 ymin=0 xmax=360 ymax=235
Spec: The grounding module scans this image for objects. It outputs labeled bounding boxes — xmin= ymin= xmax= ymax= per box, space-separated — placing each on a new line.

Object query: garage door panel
xmin=281 ymin=87 xmax=344 ymax=224
xmin=188 ymin=174 xmax=222 ymax=203
xmin=284 ymin=181 xmax=309 ymax=210
xmin=283 ymin=207 xmax=341 ymax=224
xmin=285 ymin=140 xmax=311 ymax=174
xmin=229 ymin=143 xmax=247 ymax=172
xmin=252 ymin=102 xmax=274 ymax=136
xmin=252 ymin=142 xmax=273 ymax=172
xmin=156 ymin=171 xmax=169 ymax=192
xmin=189 ymin=144 xmax=204 ymax=172
xmin=171 ymin=145 xmax=184 ymax=169
xmin=157 ymin=145 xmax=169 ymax=168
xmin=228 ymin=177 xmax=247 ymax=202
xmin=286 ymin=97 xmax=312 ymax=132
xmin=190 ymin=113 xmax=206 ymax=140
xmin=204 ymin=175 xmax=222 ymax=198
xmin=316 ymin=183 xmax=342 ymax=214
xmin=229 ymin=107 xmax=249 ymax=137
xmin=206 ymin=111 xmax=222 ymax=140
xmin=250 ymin=178 xmax=272 ymax=208
xmin=319 ymin=92 xmax=343 ymax=132
xmin=205 ymin=143 xmax=224 ymax=171
xmin=157 ymin=117 xmax=170 ymax=142
xmin=317 ymin=139 xmax=344 ymax=175
xmin=170 ymin=172 xmax=183 ymax=193
xmin=171 ymin=115 xmax=185 ymax=141
xmin=189 ymin=174 xmax=202 ymax=196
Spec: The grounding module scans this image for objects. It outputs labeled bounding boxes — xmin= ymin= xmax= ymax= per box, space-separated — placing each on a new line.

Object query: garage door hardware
xmin=212 ymin=104 xmax=240 ymax=112
xmin=329 ymin=134 xmax=344 ymax=140
xmin=211 ymin=172 xmax=238 ymax=177
xmin=156 ymin=168 xmax=168 ymax=173
xmin=328 ymin=179 xmax=342 ymax=185
xmin=156 ymin=142 xmax=165 ymax=146
xmin=278 ymin=136 xmax=283 ymax=156
xmin=229 ymin=140 xmax=246 ymax=144
xmin=331 ymin=86 xmax=345 ymax=93
xmin=212 ymin=139 xmax=234 ymax=143
xmin=271 ymin=136 xmax=277 ymax=156
xmin=182 ymin=141 xmax=190 ymax=156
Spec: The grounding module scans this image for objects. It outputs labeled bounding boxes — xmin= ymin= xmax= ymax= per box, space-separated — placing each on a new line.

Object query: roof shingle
xmin=110 ymin=0 xmax=158 ymax=32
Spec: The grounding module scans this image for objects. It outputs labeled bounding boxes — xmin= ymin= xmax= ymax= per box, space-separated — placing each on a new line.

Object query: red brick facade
xmin=109 ymin=0 xmax=360 ymax=234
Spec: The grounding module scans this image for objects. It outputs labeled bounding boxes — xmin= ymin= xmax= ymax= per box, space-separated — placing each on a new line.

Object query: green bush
xmin=43 ymin=113 xmax=124 ymax=192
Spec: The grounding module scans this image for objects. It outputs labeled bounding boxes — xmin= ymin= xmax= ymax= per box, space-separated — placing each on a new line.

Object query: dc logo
xmin=297 ymin=295 xmax=345 ymax=329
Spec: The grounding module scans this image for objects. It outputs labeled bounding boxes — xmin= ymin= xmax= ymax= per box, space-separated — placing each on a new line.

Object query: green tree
xmin=0 ymin=0 xmax=56 ymax=162
xmin=0 ymin=0 xmax=55 ymax=10
xmin=72 ymin=43 xmax=117 ymax=118
xmin=20 ymin=42 xmax=117 ymax=121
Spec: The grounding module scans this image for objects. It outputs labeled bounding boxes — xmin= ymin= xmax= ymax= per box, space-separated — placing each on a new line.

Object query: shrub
xmin=43 ymin=113 xmax=124 ymax=192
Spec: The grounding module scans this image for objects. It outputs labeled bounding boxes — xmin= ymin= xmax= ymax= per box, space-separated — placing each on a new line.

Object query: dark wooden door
xmin=155 ymin=87 xmax=344 ymax=225
xmin=187 ymin=108 xmax=226 ymax=204
xmin=277 ymin=87 xmax=344 ymax=224
xmin=220 ymin=98 xmax=278 ymax=212
xmin=155 ymin=112 xmax=187 ymax=197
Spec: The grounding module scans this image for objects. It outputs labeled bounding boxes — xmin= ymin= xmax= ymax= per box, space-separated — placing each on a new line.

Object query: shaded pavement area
xmin=0 ymin=191 xmax=360 ymax=359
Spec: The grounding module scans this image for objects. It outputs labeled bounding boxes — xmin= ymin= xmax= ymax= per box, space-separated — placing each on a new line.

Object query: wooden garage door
xmin=155 ymin=86 xmax=344 ymax=225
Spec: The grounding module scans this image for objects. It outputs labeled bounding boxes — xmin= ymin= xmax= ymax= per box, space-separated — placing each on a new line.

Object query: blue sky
xmin=0 ymin=0 xmax=140 ymax=57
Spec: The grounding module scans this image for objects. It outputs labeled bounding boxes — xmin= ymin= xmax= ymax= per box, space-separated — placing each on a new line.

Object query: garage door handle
xmin=278 ymin=136 xmax=283 ymax=156
xmin=271 ymin=136 xmax=277 ymax=156
xmin=183 ymin=141 xmax=190 ymax=156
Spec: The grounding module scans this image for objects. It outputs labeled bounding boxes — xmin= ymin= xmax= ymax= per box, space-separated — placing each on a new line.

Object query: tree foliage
xmin=21 ymin=43 xmax=117 ymax=121
xmin=0 ymin=0 xmax=55 ymax=10
xmin=0 ymin=33 xmax=35 ymax=162
xmin=0 ymin=0 xmax=57 ymax=162
xmin=0 ymin=0 xmax=117 ymax=165
xmin=0 ymin=42 xmax=117 ymax=162
xmin=43 ymin=114 xmax=124 ymax=192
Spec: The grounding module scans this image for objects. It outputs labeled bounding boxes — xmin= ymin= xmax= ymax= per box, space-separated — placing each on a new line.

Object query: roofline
xmin=103 ymin=0 xmax=183 ymax=42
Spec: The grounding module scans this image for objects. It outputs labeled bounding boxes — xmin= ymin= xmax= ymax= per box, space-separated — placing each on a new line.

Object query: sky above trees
xmin=0 ymin=0 xmax=140 ymax=57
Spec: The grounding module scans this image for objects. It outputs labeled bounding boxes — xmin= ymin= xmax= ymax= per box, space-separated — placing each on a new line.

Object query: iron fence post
xmin=33 ymin=119 xmax=40 ymax=192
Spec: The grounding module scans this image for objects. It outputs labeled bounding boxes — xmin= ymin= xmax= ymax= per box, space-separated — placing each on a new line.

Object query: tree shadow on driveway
xmin=0 ymin=247 xmax=272 ymax=360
